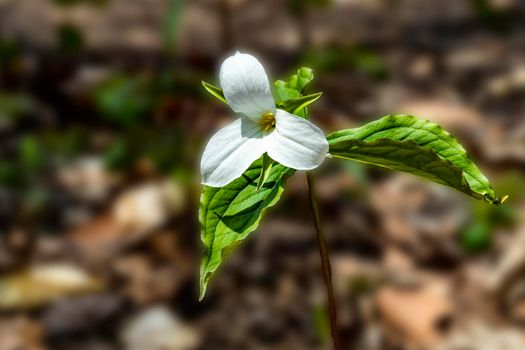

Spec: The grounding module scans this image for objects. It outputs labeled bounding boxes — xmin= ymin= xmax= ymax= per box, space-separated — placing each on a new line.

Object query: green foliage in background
xmin=0 ymin=38 xmax=21 ymax=70
xmin=163 ymin=0 xmax=185 ymax=53
xmin=286 ymin=0 xmax=331 ymax=16
xmin=101 ymin=127 xmax=186 ymax=173
xmin=93 ymin=75 xmax=154 ymax=126
xmin=0 ymin=93 xmax=33 ymax=122
xmin=304 ymin=46 xmax=388 ymax=81
xmin=472 ymin=0 xmax=513 ymax=34
xmin=312 ymin=303 xmax=331 ymax=345
xmin=0 ymin=160 xmax=21 ymax=188
xmin=39 ymin=128 xmax=88 ymax=161
xmin=56 ymin=24 xmax=84 ymax=54
xmin=19 ymin=136 xmax=44 ymax=173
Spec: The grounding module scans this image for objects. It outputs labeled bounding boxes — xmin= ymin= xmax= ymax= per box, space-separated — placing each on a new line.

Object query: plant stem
xmin=306 ymin=172 xmax=341 ymax=350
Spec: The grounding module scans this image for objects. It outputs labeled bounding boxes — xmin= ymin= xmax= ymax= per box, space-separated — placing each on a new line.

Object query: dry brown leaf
xmin=0 ymin=264 xmax=103 ymax=310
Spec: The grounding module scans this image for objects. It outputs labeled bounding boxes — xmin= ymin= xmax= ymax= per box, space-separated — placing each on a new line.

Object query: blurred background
xmin=1 ymin=0 xmax=525 ymax=349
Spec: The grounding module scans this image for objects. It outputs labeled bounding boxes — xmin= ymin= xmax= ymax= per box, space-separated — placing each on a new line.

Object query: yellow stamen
xmin=259 ymin=112 xmax=276 ymax=132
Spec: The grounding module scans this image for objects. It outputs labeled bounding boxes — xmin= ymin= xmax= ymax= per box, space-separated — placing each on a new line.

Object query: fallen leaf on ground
xmin=0 ymin=264 xmax=103 ymax=310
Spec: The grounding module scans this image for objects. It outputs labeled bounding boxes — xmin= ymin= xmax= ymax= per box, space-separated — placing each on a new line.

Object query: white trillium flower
xmin=201 ymin=52 xmax=329 ymax=187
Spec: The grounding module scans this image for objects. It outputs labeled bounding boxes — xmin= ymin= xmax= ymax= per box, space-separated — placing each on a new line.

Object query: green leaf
xmin=199 ymin=159 xmax=294 ymax=299
xmin=274 ymin=67 xmax=314 ymax=101
xmin=201 ymin=81 xmax=227 ymax=104
xmin=277 ymin=92 xmax=322 ymax=117
xmin=327 ymin=115 xmax=501 ymax=204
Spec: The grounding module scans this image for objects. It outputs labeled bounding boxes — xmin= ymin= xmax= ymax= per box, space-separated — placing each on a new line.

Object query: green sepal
xmin=277 ymin=92 xmax=322 ymax=117
xmin=201 ymin=81 xmax=227 ymax=104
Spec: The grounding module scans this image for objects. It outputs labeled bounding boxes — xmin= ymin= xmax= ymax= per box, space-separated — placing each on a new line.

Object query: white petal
xmin=220 ymin=52 xmax=275 ymax=121
xmin=201 ymin=118 xmax=266 ymax=187
xmin=266 ymin=109 xmax=328 ymax=170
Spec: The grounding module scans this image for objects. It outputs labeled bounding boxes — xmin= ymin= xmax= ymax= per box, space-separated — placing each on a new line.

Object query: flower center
xmin=259 ymin=112 xmax=276 ymax=132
